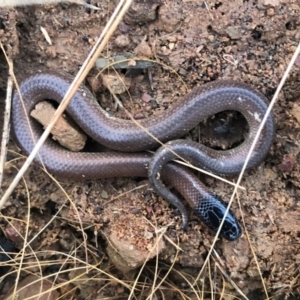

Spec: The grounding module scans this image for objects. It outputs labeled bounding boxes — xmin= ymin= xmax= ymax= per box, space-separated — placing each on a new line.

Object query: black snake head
xmin=194 ymin=194 xmax=242 ymax=241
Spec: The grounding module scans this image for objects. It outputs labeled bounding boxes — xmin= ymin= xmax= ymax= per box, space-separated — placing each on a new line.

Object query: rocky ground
xmin=0 ymin=0 xmax=300 ymax=299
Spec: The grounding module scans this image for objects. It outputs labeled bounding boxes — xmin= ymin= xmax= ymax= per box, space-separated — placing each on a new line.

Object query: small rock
xmin=178 ymin=68 xmax=187 ymax=76
xmin=128 ymin=59 xmax=137 ymax=66
xmin=278 ymin=155 xmax=296 ymax=172
xmin=157 ymin=5 xmax=184 ymax=33
xmin=208 ymin=34 xmax=215 ymax=42
xmin=115 ymin=34 xmax=130 ymax=47
xmin=123 ymin=0 xmax=161 ymax=24
xmin=101 ymin=190 xmax=109 ymax=199
xmin=150 ymin=100 xmax=159 ymax=109
xmin=106 ymin=232 xmax=165 ymax=273
xmin=258 ymin=0 xmax=279 ymax=6
xmin=242 ymin=15 xmax=253 ymax=23
xmin=168 ymin=42 xmax=175 ymax=50
xmin=266 ymin=7 xmax=275 ymax=16
xmin=118 ymin=21 xmax=129 ymax=33
xmin=144 ymin=230 xmax=153 ymax=239
xmin=142 ymin=93 xmax=152 ymax=103
xmin=134 ymin=40 xmax=152 ymax=57
xmin=102 ymin=73 xmax=131 ymax=94
xmin=30 ymin=101 xmax=87 ymax=152
xmin=160 ymin=46 xmax=171 ymax=56
xmin=226 ymin=26 xmax=242 ymax=40
xmin=134 ymin=113 xmax=144 ymax=119
xmin=155 ymin=94 xmax=164 ymax=105
xmin=45 ymin=45 xmax=56 ymax=58
xmin=87 ymin=75 xmax=102 ymax=92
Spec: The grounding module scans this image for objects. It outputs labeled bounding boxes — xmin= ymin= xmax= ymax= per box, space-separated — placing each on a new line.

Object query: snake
xmin=11 ymin=71 xmax=275 ymax=241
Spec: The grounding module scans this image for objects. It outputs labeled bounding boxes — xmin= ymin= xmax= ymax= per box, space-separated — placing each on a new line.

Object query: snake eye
xmin=194 ymin=194 xmax=242 ymax=241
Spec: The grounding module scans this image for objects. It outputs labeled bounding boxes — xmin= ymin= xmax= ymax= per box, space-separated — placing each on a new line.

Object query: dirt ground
xmin=0 ymin=0 xmax=300 ymax=299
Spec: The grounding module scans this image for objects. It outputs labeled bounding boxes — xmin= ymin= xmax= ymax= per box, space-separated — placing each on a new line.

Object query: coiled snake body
xmin=11 ymin=72 xmax=275 ymax=241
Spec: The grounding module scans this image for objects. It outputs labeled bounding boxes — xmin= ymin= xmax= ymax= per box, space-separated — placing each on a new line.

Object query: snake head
xmin=194 ymin=194 xmax=242 ymax=241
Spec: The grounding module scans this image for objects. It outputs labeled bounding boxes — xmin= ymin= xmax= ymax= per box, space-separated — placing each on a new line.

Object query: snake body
xmin=11 ymin=72 xmax=275 ymax=241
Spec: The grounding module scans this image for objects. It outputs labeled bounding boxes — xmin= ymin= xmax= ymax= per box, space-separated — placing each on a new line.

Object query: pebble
xmin=150 ymin=100 xmax=159 ymax=109
xmin=178 ymin=68 xmax=187 ymax=76
xmin=157 ymin=5 xmax=183 ymax=33
xmin=102 ymin=73 xmax=131 ymax=95
xmin=208 ymin=35 xmax=215 ymax=42
xmin=101 ymin=190 xmax=109 ymax=199
xmin=118 ymin=21 xmax=129 ymax=33
xmin=115 ymin=34 xmax=130 ymax=47
xmin=141 ymin=93 xmax=152 ymax=103
xmin=226 ymin=26 xmax=242 ymax=40
xmin=134 ymin=40 xmax=152 ymax=57
xmin=169 ymin=42 xmax=175 ymax=50
xmin=134 ymin=113 xmax=144 ymax=119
